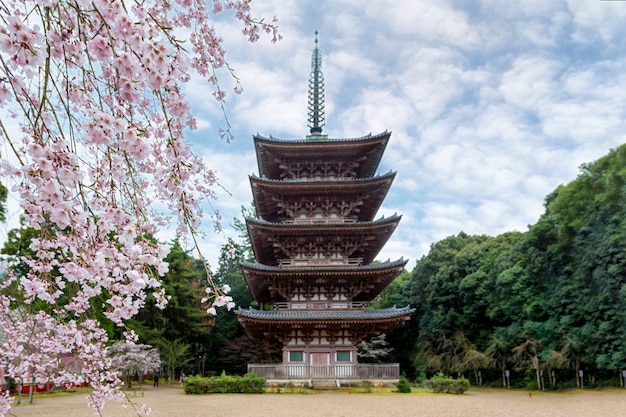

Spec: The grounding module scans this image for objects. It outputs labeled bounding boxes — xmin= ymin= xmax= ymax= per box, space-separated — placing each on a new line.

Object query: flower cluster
xmin=202 ymin=284 xmax=235 ymax=316
xmin=0 ymin=1 xmax=279 ymax=415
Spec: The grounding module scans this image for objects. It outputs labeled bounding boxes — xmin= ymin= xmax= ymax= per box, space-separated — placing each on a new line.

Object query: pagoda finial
xmin=307 ymin=31 xmax=325 ymax=136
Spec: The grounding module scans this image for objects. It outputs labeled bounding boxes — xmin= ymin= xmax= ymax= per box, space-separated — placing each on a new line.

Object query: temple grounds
xmin=8 ymin=385 xmax=626 ymax=417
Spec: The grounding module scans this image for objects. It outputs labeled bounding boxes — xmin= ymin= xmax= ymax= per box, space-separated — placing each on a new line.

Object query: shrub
xmin=239 ymin=372 xmax=266 ymax=393
xmin=184 ymin=372 xmax=266 ymax=394
xmin=423 ymin=372 xmax=469 ymax=394
xmin=395 ymin=375 xmax=411 ymax=393
xmin=413 ymin=369 xmax=427 ymax=383
xmin=184 ymin=376 xmax=210 ymax=394
xmin=360 ymin=380 xmax=373 ymax=393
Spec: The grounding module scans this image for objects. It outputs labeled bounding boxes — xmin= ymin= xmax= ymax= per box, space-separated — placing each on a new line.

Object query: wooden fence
xmin=247 ymin=363 xmax=400 ymax=380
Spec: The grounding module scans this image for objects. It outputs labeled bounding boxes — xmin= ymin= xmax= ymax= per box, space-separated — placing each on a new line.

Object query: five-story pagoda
xmin=236 ymin=33 xmax=413 ymax=383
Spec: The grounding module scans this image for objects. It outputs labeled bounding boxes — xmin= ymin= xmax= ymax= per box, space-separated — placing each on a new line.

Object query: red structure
xmin=236 ymin=34 xmax=413 ymax=384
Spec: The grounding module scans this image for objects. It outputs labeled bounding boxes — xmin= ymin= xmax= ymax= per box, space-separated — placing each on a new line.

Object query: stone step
xmin=312 ymin=380 xmax=339 ymax=390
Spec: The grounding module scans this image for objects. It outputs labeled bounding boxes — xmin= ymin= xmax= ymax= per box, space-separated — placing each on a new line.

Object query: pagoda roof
xmin=240 ymin=258 xmax=408 ymax=303
xmin=250 ymin=171 xmax=396 ymax=222
xmin=236 ymin=305 xmax=413 ymax=322
xmin=241 ymin=257 xmax=407 ymax=273
xmin=236 ymin=305 xmax=414 ymax=342
xmin=253 ymin=131 xmax=390 ymax=179
xmin=246 ymin=214 xmax=401 ymax=266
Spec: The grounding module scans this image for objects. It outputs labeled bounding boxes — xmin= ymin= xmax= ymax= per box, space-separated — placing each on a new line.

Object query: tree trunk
xmin=16 ymin=379 xmax=22 ymax=405
xmin=28 ymin=376 xmax=34 ymax=404
xmin=473 ymin=368 xmax=479 ymax=386
xmin=533 ymin=356 xmax=542 ymax=390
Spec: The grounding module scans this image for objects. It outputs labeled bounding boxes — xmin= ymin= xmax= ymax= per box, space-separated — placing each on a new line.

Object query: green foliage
xmin=394 ymin=374 xmax=411 ymax=393
xmin=386 ymin=144 xmax=626 ymax=387
xmin=0 ymin=221 xmax=118 ymax=337
xmin=357 ymin=334 xmax=393 ymax=363
xmin=0 ymin=182 xmax=7 ymax=223
xmin=183 ymin=377 xmax=209 ymax=394
xmin=423 ymin=372 xmax=469 ymax=394
xmin=358 ymin=380 xmax=373 ymax=392
xmin=184 ymin=372 xmax=265 ymax=394
xmin=146 ymin=239 xmax=212 ymax=344
xmin=127 ymin=237 xmax=212 ymax=377
xmin=204 ymin=205 xmax=281 ymax=375
xmin=158 ymin=338 xmax=193 ymax=384
xmin=205 ymin=208 xmax=254 ymax=368
xmin=1 ymin=222 xmax=46 ymax=281
xmin=4 ymin=233 xmax=216 ymax=376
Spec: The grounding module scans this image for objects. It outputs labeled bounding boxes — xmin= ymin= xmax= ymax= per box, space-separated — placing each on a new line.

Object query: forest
xmin=2 ymin=143 xmax=625 ymax=390
xmin=376 ymin=143 xmax=626 ymax=389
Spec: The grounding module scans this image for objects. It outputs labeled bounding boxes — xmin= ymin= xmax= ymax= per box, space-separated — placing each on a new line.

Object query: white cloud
xmin=193 ymin=0 xmax=626 ymax=265
xmin=5 ymin=0 xmax=626 ymax=270
xmin=170 ymin=0 xmax=626 ymax=268
xmin=499 ymin=56 xmax=563 ymax=111
xmin=566 ymin=0 xmax=626 ymax=46
xmin=360 ymin=1 xmax=481 ymax=49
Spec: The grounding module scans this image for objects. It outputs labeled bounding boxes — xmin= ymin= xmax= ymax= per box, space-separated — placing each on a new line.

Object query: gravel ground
xmin=7 ymin=385 xmax=626 ymax=417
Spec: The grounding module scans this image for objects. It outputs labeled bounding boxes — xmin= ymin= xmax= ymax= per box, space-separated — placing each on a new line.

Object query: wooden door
xmin=310 ymin=352 xmax=330 ymax=378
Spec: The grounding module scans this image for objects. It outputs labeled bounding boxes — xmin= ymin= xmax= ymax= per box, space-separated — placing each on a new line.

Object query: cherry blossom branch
xmin=0 ymin=0 xmax=279 ymax=415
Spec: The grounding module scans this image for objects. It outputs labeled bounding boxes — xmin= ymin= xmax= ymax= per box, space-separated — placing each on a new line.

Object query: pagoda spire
xmin=307 ymin=31 xmax=325 ymax=136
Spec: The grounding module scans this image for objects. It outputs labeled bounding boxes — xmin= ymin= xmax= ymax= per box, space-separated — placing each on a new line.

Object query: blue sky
xmin=3 ymin=1 xmax=626 ymax=272
xmin=179 ymin=0 xmax=626 ymax=270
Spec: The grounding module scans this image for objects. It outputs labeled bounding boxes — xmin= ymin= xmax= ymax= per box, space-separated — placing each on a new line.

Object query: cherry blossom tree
xmin=0 ymin=1 xmax=278 ymax=415
xmin=108 ymin=342 xmax=161 ymax=389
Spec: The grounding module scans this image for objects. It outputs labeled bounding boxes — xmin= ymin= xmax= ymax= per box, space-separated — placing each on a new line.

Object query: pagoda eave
xmin=241 ymin=259 xmax=408 ymax=304
xmin=246 ymin=214 xmax=401 ymax=235
xmin=246 ymin=215 xmax=401 ymax=266
xmin=254 ymin=131 xmax=390 ymax=179
xmin=250 ymin=172 xmax=395 ymax=222
xmin=236 ymin=306 xmax=414 ymax=343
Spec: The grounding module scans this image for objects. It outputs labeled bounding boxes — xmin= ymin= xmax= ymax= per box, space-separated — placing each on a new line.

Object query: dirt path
xmin=7 ymin=386 xmax=626 ymax=417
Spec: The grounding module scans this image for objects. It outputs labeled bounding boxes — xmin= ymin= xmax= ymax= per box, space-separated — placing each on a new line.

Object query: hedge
xmin=423 ymin=372 xmax=469 ymax=394
xmin=184 ymin=372 xmax=266 ymax=394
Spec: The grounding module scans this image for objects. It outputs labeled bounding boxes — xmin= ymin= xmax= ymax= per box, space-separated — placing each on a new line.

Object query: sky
xmin=176 ymin=0 xmax=626 ymax=271
xmin=3 ymin=0 xmax=626 ymax=272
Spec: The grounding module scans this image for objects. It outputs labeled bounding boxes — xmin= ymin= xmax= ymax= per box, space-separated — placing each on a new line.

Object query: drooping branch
xmin=0 ymin=1 xmax=279 ymax=415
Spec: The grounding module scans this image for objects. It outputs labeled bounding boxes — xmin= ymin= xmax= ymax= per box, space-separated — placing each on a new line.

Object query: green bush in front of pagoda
xmin=184 ymin=372 xmax=266 ymax=394
xmin=423 ymin=372 xmax=469 ymax=394
xmin=394 ymin=374 xmax=412 ymax=393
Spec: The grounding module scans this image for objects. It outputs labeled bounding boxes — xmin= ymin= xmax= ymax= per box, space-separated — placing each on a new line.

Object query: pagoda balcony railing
xmin=278 ymin=257 xmax=363 ymax=268
xmin=281 ymin=217 xmax=358 ymax=225
xmin=273 ymin=301 xmax=367 ymax=310
xmin=247 ymin=363 xmax=400 ymax=381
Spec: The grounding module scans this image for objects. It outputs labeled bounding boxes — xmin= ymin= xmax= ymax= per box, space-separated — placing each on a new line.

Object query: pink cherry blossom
xmin=0 ymin=1 xmax=279 ymax=415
